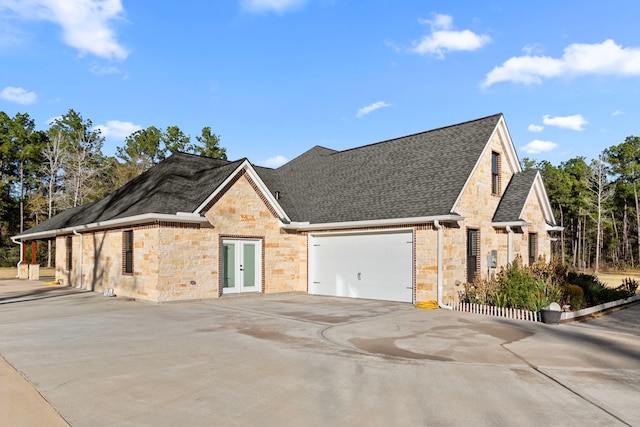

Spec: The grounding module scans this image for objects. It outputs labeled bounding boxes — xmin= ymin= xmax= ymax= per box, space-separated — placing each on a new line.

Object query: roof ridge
xmin=335 ymin=113 xmax=503 ymax=155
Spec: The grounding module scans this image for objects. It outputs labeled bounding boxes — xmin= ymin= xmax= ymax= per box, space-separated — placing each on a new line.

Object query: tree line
xmin=524 ymin=135 xmax=640 ymax=272
xmin=0 ymin=109 xmax=227 ymax=267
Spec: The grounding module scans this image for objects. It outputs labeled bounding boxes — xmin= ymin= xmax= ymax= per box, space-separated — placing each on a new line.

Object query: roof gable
xmin=194 ymin=160 xmax=289 ymax=220
xmin=274 ymin=113 xmax=504 ymax=224
xmin=451 ymin=114 xmax=520 ymax=214
xmin=493 ymin=169 xmax=557 ymax=226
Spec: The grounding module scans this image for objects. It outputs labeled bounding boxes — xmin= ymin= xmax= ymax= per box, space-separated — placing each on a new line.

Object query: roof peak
xmin=336 ymin=113 xmax=503 ymax=155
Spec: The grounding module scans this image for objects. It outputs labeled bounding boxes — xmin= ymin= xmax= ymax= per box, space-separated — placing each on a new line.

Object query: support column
xmin=29 ymin=241 xmax=40 ymax=280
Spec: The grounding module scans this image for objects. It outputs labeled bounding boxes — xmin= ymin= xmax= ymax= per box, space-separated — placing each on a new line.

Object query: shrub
xmin=564 ymin=284 xmax=584 ymax=310
xmin=495 ymin=256 xmax=562 ymax=312
xmin=569 ymin=272 xmax=613 ymax=305
xmin=462 ymin=258 xmax=633 ymax=312
xmin=463 ymin=275 xmax=498 ymax=306
xmin=617 ymin=278 xmax=639 ymax=298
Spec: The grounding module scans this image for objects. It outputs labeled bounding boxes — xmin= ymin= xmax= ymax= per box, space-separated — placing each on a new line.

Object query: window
xmin=528 ymin=233 xmax=538 ymax=265
xmin=466 ymin=228 xmax=480 ymax=283
xmin=491 ymin=151 xmax=501 ymax=195
xmin=66 ymin=236 xmax=73 ymax=271
xmin=123 ymin=230 xmax=134 ymax=274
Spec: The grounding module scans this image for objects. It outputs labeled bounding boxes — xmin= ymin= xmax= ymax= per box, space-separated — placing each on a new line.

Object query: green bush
xmin=564 ymin=284 xmax=584 ymax=310
xmin=617 ymin=278 xmax=639 ymax=297
xmin=463 ymin=256 xmax=562 ymax=312
xmin=462 ymin=259 xmax=635 ymax=312
xmin=567 ymin=272 xmax=611 ymax=306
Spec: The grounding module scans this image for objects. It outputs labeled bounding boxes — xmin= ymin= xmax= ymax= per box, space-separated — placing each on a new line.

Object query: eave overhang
xmin=492 ymin=220 xmax=532 ymax=228
xmin=13 ymin=212 xmax=212 ymax=241
xmin=280 ymin=214 xmax=465 ymax=231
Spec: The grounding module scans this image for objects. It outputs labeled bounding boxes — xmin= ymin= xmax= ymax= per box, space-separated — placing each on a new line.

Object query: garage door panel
xmin=309 ymin=231 xmax=413 ymax=303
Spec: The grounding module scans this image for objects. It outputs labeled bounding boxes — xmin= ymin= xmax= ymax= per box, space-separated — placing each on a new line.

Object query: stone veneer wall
xmin=56 ymin=227 xmax=158 ymax=300
xmin=156 ymin=225 xmax=217 ymax=302
xmin=205 ymin=173 xmax=307 ymax=294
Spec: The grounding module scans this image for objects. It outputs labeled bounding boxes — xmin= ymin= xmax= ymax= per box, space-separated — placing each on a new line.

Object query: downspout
xmin=73 ymin=229 xmax=83 ymax=288
xmin=10 ymin=237 xmax=23 ymax=278
xmin=506 ymin=225 xmax=513 ymax=265
xmin=433 ymin=220 xmax=452 ymax=310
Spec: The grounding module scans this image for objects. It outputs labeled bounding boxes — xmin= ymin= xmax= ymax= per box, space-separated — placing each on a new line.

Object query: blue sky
xmin=1 ymin=0 xmax=639 ymax=168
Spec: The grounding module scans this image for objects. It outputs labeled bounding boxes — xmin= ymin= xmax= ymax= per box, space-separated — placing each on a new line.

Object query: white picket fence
xmin=451 ymin=301 xmax=540 ymax=322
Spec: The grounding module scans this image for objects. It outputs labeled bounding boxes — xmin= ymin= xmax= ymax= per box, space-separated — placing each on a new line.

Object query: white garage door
xmin=308 ymin=231 xmax=414 ymax=303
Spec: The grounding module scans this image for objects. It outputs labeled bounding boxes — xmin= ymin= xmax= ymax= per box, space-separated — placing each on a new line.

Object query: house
xmin=14 ymin=113 xmax=560 ymax=304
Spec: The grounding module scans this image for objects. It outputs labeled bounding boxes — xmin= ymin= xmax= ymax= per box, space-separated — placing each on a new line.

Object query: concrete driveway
xmin=0 ymin=280 xmax=639 ymax=427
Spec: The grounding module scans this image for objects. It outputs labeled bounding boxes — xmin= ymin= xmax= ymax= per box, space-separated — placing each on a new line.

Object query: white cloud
xmin=483 ymin=39 xmax=640 ymax=86
xmin=356 ymin=101 xmax=391 ymax=118
xmin=542 ymin=114 xmax=588 ymax=131
xmin=612 ymin=110 xmax=624 ymax=116
xmin=521 ymin=140 xmax=558 ymax=154
xmin=94 ymin=120 xmax=141 ymax=139
xmin=0 ymin=86 xmax=37 ymax=104
xmin=0 ymin=0 xmax=128 ymax=60
xmin=262 ymin=155 xmax=288 ymax=167
xmin=240 ymin=0 xmax=306 ymax=13
xmin=410 ymin=13 xmax=491 ymax=58
xmin=528 ymin=124 xmax=544 ymax=132
xmin=90 ymin=63 xmax=121 ymax=75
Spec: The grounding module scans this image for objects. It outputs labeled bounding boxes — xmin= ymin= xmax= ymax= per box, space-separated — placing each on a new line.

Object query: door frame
xmin=220 ymin=237 xmax=263 ymax=295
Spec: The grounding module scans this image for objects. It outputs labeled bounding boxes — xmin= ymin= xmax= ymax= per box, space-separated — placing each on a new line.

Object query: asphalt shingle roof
xmin=492 ymin=169 xmax=539 ymax=223
xmin=270 ymin=113 xmax=503 ymax=223
xmin=21 ymin=113 xmax=509 ymax=237
xmin=21 ymin=153 xmax=239 ymax=236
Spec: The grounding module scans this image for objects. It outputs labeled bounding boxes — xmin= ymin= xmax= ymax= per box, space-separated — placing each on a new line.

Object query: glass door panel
xmin=222 ymin=243 xmax=236 ymax=289
xmin=242 ymin=243 xmax=256 ymax=288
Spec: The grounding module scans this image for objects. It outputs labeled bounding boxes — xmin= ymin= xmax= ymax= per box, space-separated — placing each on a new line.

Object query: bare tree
xmin=40 ymin=131 xmax=66 ymax=266
xmin=588 ymin=156 xmax=612 ymax=271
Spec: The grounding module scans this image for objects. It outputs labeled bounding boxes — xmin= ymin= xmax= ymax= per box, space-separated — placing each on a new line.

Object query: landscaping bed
xmin=460 ymin=256 xmax=639 ymax=323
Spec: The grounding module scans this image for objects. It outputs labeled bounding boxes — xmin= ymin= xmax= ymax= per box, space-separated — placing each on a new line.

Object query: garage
xmin=308 ymin=230 xmax=414 ymax=303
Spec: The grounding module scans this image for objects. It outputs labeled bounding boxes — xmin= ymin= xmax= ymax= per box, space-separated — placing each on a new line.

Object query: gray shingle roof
xmin=270 ymin=113 xmax=503 ymax=223
xmin=20 ymin=113 xmax=507 ymax=237
xmin=492 ymin=169 xmax=539 ymax=223
xmin=21 ymin=153 xmax=240 ymax=236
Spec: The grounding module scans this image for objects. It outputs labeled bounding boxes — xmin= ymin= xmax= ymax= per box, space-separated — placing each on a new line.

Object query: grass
xmin=0 ymin=267 xmax=55 ymax=280
xmin=596 ymin=271 xmax=640 ymax=289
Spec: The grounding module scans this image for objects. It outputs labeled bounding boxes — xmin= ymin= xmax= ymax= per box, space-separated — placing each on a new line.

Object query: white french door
xmin=221 ymin=239 xmax=261 ymax=294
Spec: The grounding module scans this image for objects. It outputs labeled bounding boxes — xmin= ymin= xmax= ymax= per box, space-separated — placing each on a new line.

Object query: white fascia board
xmin=547 ymin=224 xmax=564 ymax=232
xmin=281 ymin=214 xmax=464 ymax=231
xmin=532 ymin=172 xmax=558 ymax=226
xmin=193 ymin=160 xmax=290 ymax=221
xmin=452 ymin=116 xmax=521 ymax=213
xmin=492 ymin=221 xmax=532 ymax=228
xmin=13 ymin=213 xmax=212 ymax=241
xmin=243 ymin=165 xmax=290 ymax=220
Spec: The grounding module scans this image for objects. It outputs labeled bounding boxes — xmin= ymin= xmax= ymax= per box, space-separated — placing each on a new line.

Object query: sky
xmin=1 ymin=0 xmax=639 ymax=168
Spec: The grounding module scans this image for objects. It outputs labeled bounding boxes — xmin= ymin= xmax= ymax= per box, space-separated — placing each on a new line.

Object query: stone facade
xmin=205 ymin=172 xmax=307 ymax=295
xmin=49 ymin=122 xmax=555 ymax=305
xmin=55 ymin=172 xmax=307 ymax=303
